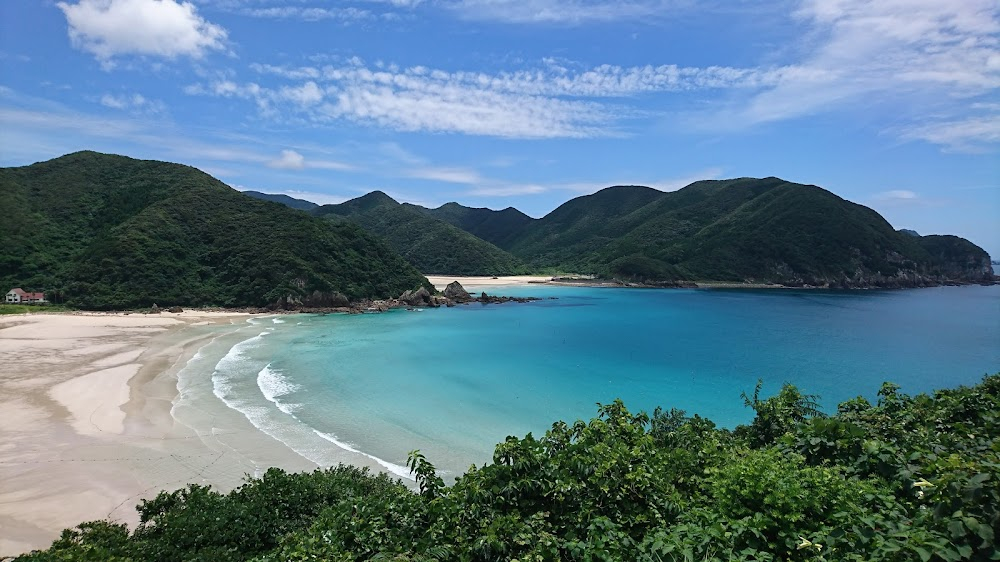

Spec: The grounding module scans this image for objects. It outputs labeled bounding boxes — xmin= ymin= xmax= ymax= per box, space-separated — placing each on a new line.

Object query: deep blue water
xmin=208 ymin=285 xmax=1000 ymax=478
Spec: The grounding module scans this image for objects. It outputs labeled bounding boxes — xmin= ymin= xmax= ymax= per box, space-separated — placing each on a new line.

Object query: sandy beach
xmin=0 ymin=311 xmax=321 ymax=557
xmin=426 ymin=275 xmax=554 ymax=291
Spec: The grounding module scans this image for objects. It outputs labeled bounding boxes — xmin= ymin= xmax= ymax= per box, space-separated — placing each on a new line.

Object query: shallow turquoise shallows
xmin=208 ymin=285 xmax=1000 ymax=479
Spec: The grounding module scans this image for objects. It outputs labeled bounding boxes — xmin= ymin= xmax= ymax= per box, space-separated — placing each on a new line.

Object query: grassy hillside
xmin=0 ymin=151 xmax=429 ymax=309
xmin=18 ymin=374 xmax=1000 ymax=561
xmin=416 ymin=202 xmax=536 ymax=250
xmin=313 ymin=192 xmax=526 ymax=276
xmin=500 ymin=178 xmax=993 ymax=286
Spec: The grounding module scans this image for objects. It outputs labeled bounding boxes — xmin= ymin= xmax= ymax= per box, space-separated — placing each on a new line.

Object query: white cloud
xmin=466 ymin=183 xmax=548 ymax=196
xmin=725 ymin=0 xmax=1000 ymax=134
xmin=368 ymin=0 xmax=425 ymax=7
xmin=202 ymin=59 xmax=773 ymax=138
xmin=875 ymin=190 xmax=919 ymax=202
xmin=280 ymin=81 xmax=324 ymax=105
xmin=100 ymin=92 xmax=165 ymax=113
xmin=268 ymin=149 xmax=354 ymax=171
xmin=241 ymin=6 xmax=373 ymax=21
xmin=407 ymin=167 xmax=483 ymax=184
xmin=899 ymin=114 xmax=1000 ymax=152
xmin=58 ymin=0 xmax=227 ymax=66
xmin=269 ymin=149 xmax=306 ymax=169
xmin=445 ymin=0 xmax=676 ymax=24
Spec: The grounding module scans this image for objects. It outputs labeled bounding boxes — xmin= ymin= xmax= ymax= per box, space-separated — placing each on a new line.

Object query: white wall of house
xmin=5 ymin=291 xmax=21 ymax=303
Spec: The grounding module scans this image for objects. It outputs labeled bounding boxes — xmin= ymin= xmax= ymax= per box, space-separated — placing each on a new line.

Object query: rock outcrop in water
xmin=443 ymin=281 xmax=472 ymax=302
xmin=400 ymin=287 xmax=433 ymax=306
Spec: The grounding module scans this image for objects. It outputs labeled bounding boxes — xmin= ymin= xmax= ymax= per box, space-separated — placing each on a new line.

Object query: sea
xmin=174 ymin=284 xmax=1000 ymax=481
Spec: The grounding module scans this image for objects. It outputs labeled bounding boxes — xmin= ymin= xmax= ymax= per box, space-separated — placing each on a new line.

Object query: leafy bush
xmin=16 ymin=375 xmax=1000 ymax=561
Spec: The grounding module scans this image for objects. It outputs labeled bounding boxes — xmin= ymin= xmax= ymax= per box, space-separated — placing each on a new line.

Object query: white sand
xmin=0 ymin=311 xmax=320 ymax=557
xmin=426 ymin=275 xmax=553 ymax=291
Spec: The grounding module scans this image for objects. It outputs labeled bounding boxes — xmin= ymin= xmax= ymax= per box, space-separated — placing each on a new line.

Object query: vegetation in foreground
xmin=15 ymin=374 xmax=999 ymax=562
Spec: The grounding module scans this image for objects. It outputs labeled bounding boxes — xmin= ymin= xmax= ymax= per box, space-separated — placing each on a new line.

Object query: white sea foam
xmin=314 ymin=430 xmax=414 ymax=480
xmin=257 ymin=364 xmax=301 ymax=415
xmin=272 ymin=318 xmax=286 ymax=324
xmin=209 ymin=331 xmax=323 ymax=464
xmin=210 ymin=330 xmax=413 ymax=479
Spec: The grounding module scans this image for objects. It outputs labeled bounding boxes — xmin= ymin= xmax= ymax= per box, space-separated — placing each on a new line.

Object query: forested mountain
xmin=433 ymin=178 xmax=992 ymax=287
xmin=242 ymin=190 xmax=318 ymax=211
xmin=0 ymin=152 xmax=429 ymax=309
xmin=415 ymin=202 xmax=536 ymax=250
xmin=313 ymin=192 xmax=526 ymax=276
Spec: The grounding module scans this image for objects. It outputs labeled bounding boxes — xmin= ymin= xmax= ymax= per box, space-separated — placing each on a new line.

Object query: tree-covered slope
xmin=242 ymin=190 xmax=318 ymax=211
xmin=415 ymin=201 xmax=536 ymax=250
xmin=313 ymin=192 xmax=526 ymax=276
xmin=19 ymin=374 xmax=1000 ymax=561
xmin=503 ymin=178 xmax=994 ymax=286
xmin=0 ymin=151 xmax=429 ymax=309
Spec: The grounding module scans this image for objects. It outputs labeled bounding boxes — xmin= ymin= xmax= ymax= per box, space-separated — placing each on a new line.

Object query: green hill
xmin=499 ymin=178 xmax=993 ymax=287
xmin=313 ymin=192 xmax=526 ymax=276
xmin=0 ymin=151 xmax=429 ymax=309
xmin=242 ymin=190 xmax=318 ymax=211
xmin=416 ymin=202 xmax=536 ymax=250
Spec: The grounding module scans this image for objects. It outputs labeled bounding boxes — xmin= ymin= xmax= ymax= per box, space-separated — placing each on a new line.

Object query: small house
xmin=5 ymin=288 xmax=46 ymax=304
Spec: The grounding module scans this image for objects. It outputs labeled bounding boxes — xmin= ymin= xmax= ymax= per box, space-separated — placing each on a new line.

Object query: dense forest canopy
xmin=0 ymin=152 xmax=430 ymax=309
xmin=313 ymin=192 xmax=526 ymax=276
xmin=478 ymin=178 xmax=993 ymax=286
xmin=292 ymin=178 xmax=993 ymax=287
xmin=16 ymin=374 xmax=1000 ymax=561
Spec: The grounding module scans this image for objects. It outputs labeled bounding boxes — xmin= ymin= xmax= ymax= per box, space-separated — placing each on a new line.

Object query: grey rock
xmin=443 ymin=281 xmax=472 ymax=302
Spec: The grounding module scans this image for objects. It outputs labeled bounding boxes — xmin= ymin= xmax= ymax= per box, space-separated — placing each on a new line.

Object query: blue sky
xmin=1 ymin=0 xmax=998 ymax=257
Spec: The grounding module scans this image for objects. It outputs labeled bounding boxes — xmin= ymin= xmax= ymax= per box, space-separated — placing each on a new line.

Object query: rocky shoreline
xmin=122 ymin=273 xmax=1000 ymax=318
xmin=261 ymin=281 xmax=551 ymax=315
xmin=548 ymin=273 xmax=998 ymax=290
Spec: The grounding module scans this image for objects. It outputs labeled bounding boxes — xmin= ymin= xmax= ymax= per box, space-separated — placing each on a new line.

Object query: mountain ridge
xmin=312 ymin=193 xmax=526 ymax=276
xmin=403 ymin=178 xmax=994 ymax=287
xmin=0 ymin=151 xmax=430 ymax=309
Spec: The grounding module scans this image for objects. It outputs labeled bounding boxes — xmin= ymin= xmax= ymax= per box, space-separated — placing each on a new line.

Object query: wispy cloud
xmin=466 ymin=183 xmax=548 ymax=196
xmin=443 ymin=0 xmax=679 ymax=24
xmin=898 ymin=114 xmax=1000 ymax=153
xmin=240 ymin=6 xmax=375 ymax=22
xmin=188 ymin=58 xmax=774 ymax=138
xmin=57 ymin=0 xmax=228 ymax=68
xmin=406 ymin=166 xmax=484 ymax=184
xmin=874 ymin=190 xmax=920 ymax=202
xmin=709 ymin=0 xmax=1000 ymax=152
xmin=268 ymin=149 xmax=354 ymax=171
xmin=100 ymin=92 xmax=165 ymax=114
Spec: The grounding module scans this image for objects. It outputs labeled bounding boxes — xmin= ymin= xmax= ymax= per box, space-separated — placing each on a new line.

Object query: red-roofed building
xmin=5 ymin=288 xmax=46 ymax=304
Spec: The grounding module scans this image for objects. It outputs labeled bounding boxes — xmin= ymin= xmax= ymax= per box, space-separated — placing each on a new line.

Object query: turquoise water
xmin=207 ymin=285 xmax=1000 ymax=479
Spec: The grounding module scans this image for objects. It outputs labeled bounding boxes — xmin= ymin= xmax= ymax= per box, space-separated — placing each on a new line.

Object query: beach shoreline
xmin=0 ymin=311 xmax=319 ymax=557
xmin=425 ymin=275 xmax=819 ymax=292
